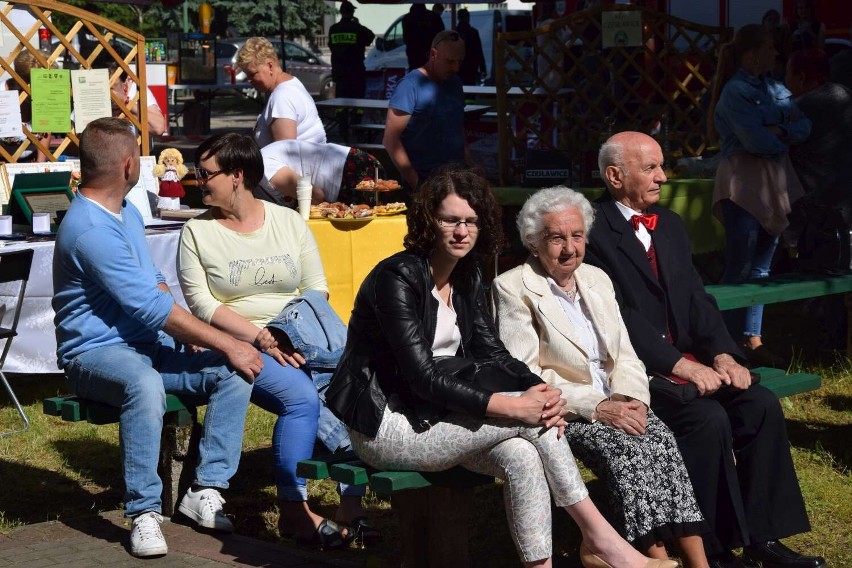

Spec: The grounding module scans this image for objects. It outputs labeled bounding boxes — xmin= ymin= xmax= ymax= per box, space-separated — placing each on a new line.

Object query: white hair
xmin=598 ymin=138 xmax=626 ymax=191
xmin=516 ymin=186 xmax=595 ymax=251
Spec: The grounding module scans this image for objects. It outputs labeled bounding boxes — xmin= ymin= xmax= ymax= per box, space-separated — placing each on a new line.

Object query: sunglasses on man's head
xmin=433 ymin=32 xmax=461 ymax=49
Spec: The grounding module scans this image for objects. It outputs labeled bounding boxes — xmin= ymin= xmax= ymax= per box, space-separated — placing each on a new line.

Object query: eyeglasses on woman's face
xmin=195 ymin=167 xmax=225 ymax=184
xmin=438 ymin=217 xmax=479 ymax=232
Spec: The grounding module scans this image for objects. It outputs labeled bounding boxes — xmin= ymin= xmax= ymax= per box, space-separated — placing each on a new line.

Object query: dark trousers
xmin=651 ymin=384 xmax=811 ymax=557
xmin=334 ymin=71 xmax=366 ymax=99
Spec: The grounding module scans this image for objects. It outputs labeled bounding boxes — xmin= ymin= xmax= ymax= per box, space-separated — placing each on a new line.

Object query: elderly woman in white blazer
xmin=492 ymin=187 xmax=710 ymax=568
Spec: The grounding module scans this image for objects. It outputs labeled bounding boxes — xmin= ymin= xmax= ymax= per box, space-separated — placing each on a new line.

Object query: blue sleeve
xmin=75 ymin=225 xmax=174 ymax=331
xmin=389 ymin=74 xmax=417 ymax=114
xmin=716 ymin=84 xmax=788 ymax=155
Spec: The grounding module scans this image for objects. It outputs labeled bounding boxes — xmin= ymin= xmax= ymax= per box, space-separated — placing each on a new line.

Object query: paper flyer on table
xmin=126 ymin=156 xmax=159 ymax=223
xmin=71 ymin=68 xmax=112 ymax=133
xmin=0 ymin=90 xmax=24 ymax=138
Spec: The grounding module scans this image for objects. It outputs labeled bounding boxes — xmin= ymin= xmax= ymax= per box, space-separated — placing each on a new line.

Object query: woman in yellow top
xmin=177 ymin=132 xmax=373 ymax=549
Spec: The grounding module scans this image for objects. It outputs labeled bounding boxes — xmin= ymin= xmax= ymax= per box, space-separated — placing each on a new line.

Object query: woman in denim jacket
xmin=709 ymin=24 xmax=811 ymax=366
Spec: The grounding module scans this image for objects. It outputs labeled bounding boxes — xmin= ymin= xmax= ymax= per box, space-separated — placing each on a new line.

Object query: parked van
xmin=365 ymin=9 xmax=532 ymax=85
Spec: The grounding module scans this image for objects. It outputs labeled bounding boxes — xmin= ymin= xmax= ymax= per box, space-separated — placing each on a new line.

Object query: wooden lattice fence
xmin=494 ymin=4 xmax=731 ymax=185
xmin=0 ymin=0 xmax=149 ymax=162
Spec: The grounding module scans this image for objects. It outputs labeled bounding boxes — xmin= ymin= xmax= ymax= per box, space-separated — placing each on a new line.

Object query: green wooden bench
xmin=707 ymin=270 xmax=852 ymax=364
xmin=42 ymin=393 xmax=200 ymax=516
xmin=298 ymin=453 xmax=491 ymax=567
xmin=295 ymin=364 xmax=820 ymax=566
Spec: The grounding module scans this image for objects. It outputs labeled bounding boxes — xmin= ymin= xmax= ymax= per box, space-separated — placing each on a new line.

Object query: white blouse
xmin=430 ymin=286 xmax=461 ymax=357
xmin=547 ymin=277 xmax=611 ymax=397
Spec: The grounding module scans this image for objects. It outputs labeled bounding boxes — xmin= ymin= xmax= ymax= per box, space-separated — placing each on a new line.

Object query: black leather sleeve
xmin=466 ymin=271 xmax=544 ymax=390
xmin=371 ymin=262 xmax=493 ymax=418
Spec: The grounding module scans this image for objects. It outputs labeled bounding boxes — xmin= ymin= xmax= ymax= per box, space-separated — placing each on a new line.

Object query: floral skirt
xmin=339 ymin=147 xmax=381 ymax=204
xmin=564 ymin=411 xmax=707 ymax=550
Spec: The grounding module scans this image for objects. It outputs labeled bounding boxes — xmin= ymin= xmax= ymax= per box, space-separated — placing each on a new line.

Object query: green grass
xmin=2 ymin=352 xmax=850 ymax=566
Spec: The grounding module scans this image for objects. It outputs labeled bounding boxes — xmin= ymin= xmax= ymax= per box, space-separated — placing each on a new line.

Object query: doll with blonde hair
xmin=153 ymin=148 xmax=188 ymax=210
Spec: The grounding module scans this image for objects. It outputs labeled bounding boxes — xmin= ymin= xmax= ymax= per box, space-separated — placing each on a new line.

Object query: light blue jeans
xmin=64 ymin=336 xmax=253 ymax=518
xmin=720 ymin=199 xmax=779 ymax=338
xmin=250 ymin=356 xmax=320 ymax=501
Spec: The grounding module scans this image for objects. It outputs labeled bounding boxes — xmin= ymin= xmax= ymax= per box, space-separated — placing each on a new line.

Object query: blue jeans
xmin=250 ymin=355 xmax=320 ymax=501
xmin=64 ymin=336 xmax=253 ymax=518
xmin=720 ymin=200 xmax=779 ymax=338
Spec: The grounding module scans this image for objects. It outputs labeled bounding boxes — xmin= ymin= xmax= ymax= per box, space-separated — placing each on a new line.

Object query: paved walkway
xmin=0 ymin=510 xmax=359 ymax=567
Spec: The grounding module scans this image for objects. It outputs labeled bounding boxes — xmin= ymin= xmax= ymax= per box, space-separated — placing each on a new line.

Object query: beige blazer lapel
xmin=521 ymin=259 xmax=588 ymax=357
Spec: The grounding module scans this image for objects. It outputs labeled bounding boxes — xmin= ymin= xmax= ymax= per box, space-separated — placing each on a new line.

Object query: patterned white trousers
xmin=349 ymin=395 xmax=589 ymax=561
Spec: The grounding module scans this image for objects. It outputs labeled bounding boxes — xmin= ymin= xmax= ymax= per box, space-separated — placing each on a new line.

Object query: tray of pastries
xmin=355 ymin=178 xmax=402 ymax=192
xmin=374 ymin=202 xmax=408 ymax=216
xmin=310 ymin=202 xmax=375 ymax=222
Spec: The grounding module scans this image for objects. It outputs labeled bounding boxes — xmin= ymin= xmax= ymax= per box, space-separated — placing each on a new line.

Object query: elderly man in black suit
xmin=584 ymin=131 xmax=824 ymax=568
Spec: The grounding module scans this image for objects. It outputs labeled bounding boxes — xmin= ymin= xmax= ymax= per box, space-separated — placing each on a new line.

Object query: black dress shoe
xmin=709 ymin=551 xmax=747 ymax=568
xmin=741 ymin=540 xmax=826 ymax=568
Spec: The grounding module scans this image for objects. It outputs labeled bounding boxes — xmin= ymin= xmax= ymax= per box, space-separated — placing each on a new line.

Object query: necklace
xmin=561 ymin=278 xmax=578 ymax=302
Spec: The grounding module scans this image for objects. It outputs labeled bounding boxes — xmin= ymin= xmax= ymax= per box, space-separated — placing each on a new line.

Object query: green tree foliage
xmin=52 ymin=1 xmax=331 ymax=40
xmin=53 ymin=1 xmax=161 ymax=37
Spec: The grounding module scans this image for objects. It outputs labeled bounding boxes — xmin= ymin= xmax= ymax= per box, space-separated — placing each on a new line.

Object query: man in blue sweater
xmin=53 ymin=118 xmax=262 ymax=558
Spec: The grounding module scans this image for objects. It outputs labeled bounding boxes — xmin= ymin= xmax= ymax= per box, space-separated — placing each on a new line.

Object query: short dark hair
xmin=79 ymin=117 xmax=137 ymax=181
xmin=458 ymin=8 xmax=470 ymax=22
xmin=404 ymin=165 xmax=503 ymax=264
xmin=195 ymin=133 xmax=264 ymax=190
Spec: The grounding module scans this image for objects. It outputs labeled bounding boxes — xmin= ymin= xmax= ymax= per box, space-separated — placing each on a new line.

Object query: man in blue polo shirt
xmin=383 ymin=30 xmax=467 ymax=190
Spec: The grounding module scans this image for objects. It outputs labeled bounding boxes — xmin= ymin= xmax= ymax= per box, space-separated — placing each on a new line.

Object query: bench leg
xmin=393 ymin=486 xmax=474 ymax=568
xmin=158 ymin=409 xmax=201 ymax=517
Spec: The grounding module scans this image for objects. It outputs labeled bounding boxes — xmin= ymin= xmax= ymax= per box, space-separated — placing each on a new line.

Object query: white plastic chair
xmin=0 ymin=248 xmax=34 ymax=436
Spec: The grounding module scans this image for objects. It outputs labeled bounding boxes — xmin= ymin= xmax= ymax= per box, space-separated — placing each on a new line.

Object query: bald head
xmin=599 ymin=131 xmax=667 ymax=212
xmin=79 ymin=117 xmax=140 ymax=192
xmin=426 ymin=31 xmax=465 ymax=83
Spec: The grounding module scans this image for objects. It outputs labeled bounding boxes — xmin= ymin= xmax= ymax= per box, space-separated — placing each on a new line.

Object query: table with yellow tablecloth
xmin=308 ymin=215 xmax=407 ymax=323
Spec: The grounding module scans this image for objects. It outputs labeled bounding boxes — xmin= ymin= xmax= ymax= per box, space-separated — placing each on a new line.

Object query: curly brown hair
xmin=403 ymin=166 xmax=504 ymax=264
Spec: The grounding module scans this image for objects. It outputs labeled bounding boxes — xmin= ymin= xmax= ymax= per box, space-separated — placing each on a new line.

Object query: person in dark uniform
xmin=402 ymin=4 xmax=444 ymax=71
xmin=455 ymin=8 xmax=486 ymax=85
xmin=328 ymin=1 xmax=375 ymax=99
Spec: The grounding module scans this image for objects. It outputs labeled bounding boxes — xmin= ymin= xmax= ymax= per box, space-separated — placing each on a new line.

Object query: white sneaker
xmin=178 ymin=487 xmax=234 ymax=532
xmin=130 ymin=512 xmax=168 ymax=557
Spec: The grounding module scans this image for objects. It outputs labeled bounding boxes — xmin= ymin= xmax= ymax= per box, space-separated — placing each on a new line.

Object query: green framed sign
xmin=10 ymin=172 xmax=74 ymax=227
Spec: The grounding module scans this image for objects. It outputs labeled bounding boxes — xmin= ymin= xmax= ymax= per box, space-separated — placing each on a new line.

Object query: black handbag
xmin=648 ymin=374 xmax=699 ymax=405
xmin=434 ymin=356 xmax=524 ymax=394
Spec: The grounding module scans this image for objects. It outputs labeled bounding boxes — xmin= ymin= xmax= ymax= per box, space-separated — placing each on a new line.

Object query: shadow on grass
xmin=786 ymin=418 xmax=852 ymax=471
xmin=821 ymin=394 xmax=852 ymax=413
xmin=0 ymin=458 xmax=122 ymax=526
xmin=52 ymin=438 xmax=123 ymax=496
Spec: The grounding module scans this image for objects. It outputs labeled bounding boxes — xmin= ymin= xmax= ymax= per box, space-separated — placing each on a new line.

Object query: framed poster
xmin=9 ymin=172 xmax=74 ymax=225
xmin=1 ymin=161 xmax=77 ymax=210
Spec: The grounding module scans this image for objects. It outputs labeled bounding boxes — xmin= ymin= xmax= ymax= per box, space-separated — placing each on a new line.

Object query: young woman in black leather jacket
xmin=326 ymin=167 xmax=676 ymax=568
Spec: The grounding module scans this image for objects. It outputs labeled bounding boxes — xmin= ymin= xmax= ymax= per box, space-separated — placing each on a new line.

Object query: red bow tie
xmin=631 ymin=213 xmax=658 ymax=231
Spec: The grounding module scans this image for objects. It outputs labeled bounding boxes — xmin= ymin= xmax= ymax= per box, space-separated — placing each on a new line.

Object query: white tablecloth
xmin=0 ymin=230 xmax=185 ymax=374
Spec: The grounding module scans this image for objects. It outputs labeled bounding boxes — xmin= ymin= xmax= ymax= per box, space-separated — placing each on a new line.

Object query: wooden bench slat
xmin=706 ymin=274 xmax=852 ymax=310
xmin=330 ymin=462 xmax=371 ymax=485
xmin=297 ymin=459 xmax=334 ymax=480
xmin=43 ymin=394 xmax=193 ymax=425
xmin=760 ymin=372 xmax=821 ymax=399
xmin=370 ymin=471 xmax=432 ymax=494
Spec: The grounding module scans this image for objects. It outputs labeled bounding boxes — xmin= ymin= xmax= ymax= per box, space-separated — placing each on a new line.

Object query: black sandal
xmin=348 ymin=516 xmax=383 ymax=546
xmin=294 ymin=519 xmax=352 ymax=550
